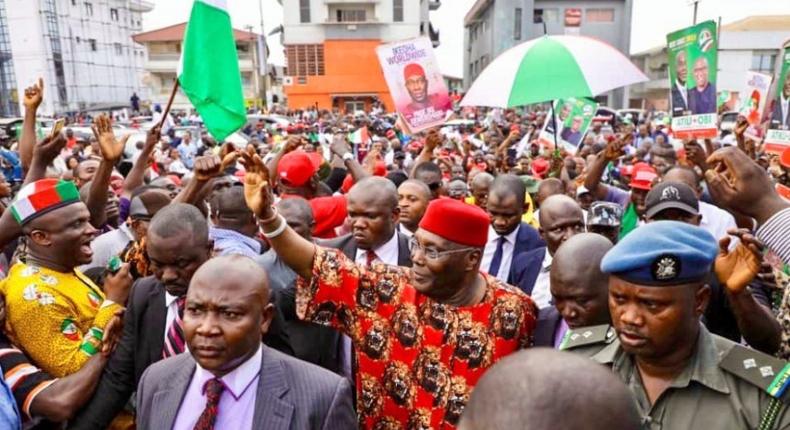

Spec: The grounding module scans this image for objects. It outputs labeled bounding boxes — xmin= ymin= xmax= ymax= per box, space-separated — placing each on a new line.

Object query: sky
xmin=142 ymin=0 xmax=790 ymax=77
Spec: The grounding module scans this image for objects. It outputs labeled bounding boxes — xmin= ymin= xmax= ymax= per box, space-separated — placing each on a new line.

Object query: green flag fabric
xmin=178 ymin=0 xmax=246 ymax=141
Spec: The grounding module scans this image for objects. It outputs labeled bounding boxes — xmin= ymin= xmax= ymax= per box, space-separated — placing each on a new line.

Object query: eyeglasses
xmin=408 ymin=237 xmax=473 ymax=260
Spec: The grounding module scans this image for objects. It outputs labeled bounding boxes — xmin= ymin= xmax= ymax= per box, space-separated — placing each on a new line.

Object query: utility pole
xmin=688 ymin=0 xmax=700 ymax=25
xmin=259 ymin=0 xmax=268 ymax=109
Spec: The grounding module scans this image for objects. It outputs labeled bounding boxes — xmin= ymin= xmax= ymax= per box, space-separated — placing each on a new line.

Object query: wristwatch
xmin=342 ymin=152 xmax=354 ymax=162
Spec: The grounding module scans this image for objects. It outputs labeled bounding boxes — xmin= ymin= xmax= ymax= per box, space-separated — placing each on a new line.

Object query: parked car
xmin=618 ymin=109 xmax=645 ymax=124
xmin=719 ymin=111 xmax=739 ymax=134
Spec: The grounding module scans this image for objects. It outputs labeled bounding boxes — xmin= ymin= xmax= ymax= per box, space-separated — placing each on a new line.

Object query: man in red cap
xmin=584 ymin=136 xmax=658 ymax=238
xmin=240 ymin=151 xmax=536 ymax=429
xmin=402 ymin=62 xmax=452 ymax=120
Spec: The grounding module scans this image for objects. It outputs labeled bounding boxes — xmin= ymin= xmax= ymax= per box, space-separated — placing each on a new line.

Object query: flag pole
xmin=159 ymin=79 xmax=180 ymax=129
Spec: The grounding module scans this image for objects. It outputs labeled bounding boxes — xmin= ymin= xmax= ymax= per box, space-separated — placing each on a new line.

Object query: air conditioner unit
xmin=283 ymin=76 xmax=294 ymax=86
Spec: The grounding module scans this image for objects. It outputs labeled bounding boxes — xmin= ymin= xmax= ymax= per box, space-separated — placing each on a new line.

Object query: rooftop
xmin=722 ymin=15 xmax=790 ymax=31
xmin=132 ymin=22 xmax=259 ymax=43
xmin=464 ymin=0 xmax=492 ymax=26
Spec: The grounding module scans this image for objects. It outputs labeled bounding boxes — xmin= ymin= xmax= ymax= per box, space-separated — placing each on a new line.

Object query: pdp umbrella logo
xmin=698 ymin=29 xmax=714 ymax=52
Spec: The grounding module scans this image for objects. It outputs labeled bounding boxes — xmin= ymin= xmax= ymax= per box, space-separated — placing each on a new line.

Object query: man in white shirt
xmin=481 ymin=175 xmax=545 ymax=284
xmin=397 ymin=180 xmax=431 ymax=240
xmin=513 ymin=195 xmax=585 ymax=309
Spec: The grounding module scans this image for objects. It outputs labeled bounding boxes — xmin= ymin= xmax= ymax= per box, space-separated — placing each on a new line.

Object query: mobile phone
xmin=106 ymin=255 xmax=122 ymax=274
xmin=50 ymin=118 xmax=65 ymax=139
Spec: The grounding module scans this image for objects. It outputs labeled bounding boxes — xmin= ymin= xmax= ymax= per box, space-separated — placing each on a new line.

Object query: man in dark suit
xmin=687 ymin=56 xmax=716 ymax=115
xmin=534 ymin=233 xmax=613 ymax=347
xmin=258 ymin=198 xmax=343 ymax=373
xmin=136 ymin=255 xmax=355 ymax=430
xmin=323 ymin=176 xmax=412 ymax=268
xmin=481 ymin=175 xmax=544 ymax=285
xmin=69 ymin=204 xmax=292 ymax=429
xmin=770 ymin=70 xmax=790 ymax=129
xmin=512 ymin=195 xmax=584 ymax=308
xmin=671 ymin=50 xmax=688 ymax=117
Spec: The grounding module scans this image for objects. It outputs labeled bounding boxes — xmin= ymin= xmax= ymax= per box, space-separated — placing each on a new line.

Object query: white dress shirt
xmin=354 ymin=230 xmax=400 ymax=266
xmin=699 ymin=201 xmax=738 ymax=250
xmin=398 ymin=223 xmax=414 ymax=239
xmin=781 ymin=95 xmax=790 ymax=128
xmin=172 ymin=344 xmax=261 ymax=430
xmin=530 ymin=250 xmax=554 ymax=309
xmin=480 ymin=225 xmax=520 ymax=282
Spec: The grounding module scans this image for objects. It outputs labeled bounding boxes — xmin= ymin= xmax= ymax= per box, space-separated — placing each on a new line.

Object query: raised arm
xmin=122 ymin=124 xmax=160 ymax=199
xmin=86 ymin=115 xmax=128 ymax=228
xmin=19 ymin=78 xmax=44 ymax=172
xmin=584 ymin=134 xmax=628 ymax=201
xmin=410 ymin=130 xmax=441 ymax=177
xmin=330 ymin=133 xmax=368 ymax=182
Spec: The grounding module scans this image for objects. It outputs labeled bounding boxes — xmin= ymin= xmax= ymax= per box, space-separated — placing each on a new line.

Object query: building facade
xmin=463 ymin=0 xmax=633 ymax=108
xmin=279 ymin=0 xmax=441 ymax=112
xmin=133 ymin=23 xmax=268 ymax=111
xmin=629 ymin=16 xmax=790 ymax=111
xmin=1 ymin=0 xmax=153 ymax=116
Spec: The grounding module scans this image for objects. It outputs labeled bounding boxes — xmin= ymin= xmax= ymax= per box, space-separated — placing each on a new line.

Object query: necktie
xmin=365 ymin=250 xmax=377 ymax=267
xmin=193 ymin=378 xmax=225 ymax=430
xmin=162 ymin=297 xmax=186 ymax=358
xmin=488 ymin=236 xmax=506 ymax=277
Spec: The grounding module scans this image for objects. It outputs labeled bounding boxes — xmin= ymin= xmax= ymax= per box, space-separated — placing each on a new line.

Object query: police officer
xmin=562 ymin=221 xmax=790 ymax=429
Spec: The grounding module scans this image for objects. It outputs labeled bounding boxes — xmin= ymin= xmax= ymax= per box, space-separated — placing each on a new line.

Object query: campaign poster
xmin=538 ymin=97 xmax=598 ymax=154
xmin=376 ymin=37 xmax=451 ymax=133
xmin=667 ymin=20 xmax=718 ymax=139
xmin=739 ymin=72 xmax=772 ymax=126
xmin=765 ymin=43 xmax=790 ymax=154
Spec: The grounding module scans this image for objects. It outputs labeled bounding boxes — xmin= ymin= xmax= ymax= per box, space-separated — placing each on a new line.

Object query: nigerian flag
xmin=179 ymin=0 xmax=246 ymax=141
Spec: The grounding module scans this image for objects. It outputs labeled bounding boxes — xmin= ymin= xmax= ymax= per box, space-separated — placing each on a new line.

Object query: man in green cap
xmin=562 ymin=221 xmax=790 ymax=428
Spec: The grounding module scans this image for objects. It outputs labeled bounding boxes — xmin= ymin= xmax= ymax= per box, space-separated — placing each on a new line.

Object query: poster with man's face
xmin=667 ymin=20 xmax=718 ymax=138
xmin=376 ymin=37 xmax=452 ymax=133
xmin=765 ymin=43 xmax=790 ymax=153
xmin=538 ymin=97 xmax=598 ymax=154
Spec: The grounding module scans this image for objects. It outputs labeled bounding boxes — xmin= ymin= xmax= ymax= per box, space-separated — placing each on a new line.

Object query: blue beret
xmin=600 ymin=221 xmax=718 ymax=286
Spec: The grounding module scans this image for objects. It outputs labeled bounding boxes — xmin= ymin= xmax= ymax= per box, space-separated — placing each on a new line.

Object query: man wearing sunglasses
xmin=243 ymin=149 xmax=537 ymax=429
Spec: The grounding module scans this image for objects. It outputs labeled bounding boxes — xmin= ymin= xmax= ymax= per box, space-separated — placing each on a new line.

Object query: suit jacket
xmin=534 ymin=306 xmax=562 ymax=347
xmin=771 ymin=99 xmax=789 ymax=129
xmin=671 ymin=81 xmax=687 ymax=116
xmin=321 ymin=231 xmax=413 ymax=268
xmin=506 ymin=222 xmax=545 ymax=284
xmin=688 ymin=83 xmax=716 ymax=115
xmin=511 ymin=246 xmax=546 ymax=296
xmin=135 ymin=345 xmax=356 ymax=430
xmin=68 ymin=276 xmax=294 ymax=430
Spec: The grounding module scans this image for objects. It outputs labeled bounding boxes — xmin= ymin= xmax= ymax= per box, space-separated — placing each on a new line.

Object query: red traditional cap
xmin=277 ymin=151 xmax=320 ymax=187
xmin=781 ymin=147 xmax=790 ymax=169
xmin=630 ymin=162 xmax=658 ymax=191
xmin=374 ymin=160 xmax=387 ymax=176
xmin=419 ymin=198 xmax=490 ymax=247
xmin=403 ymin=63 xmax=426 ymax=80
xmin=386 ymin=129 xmax=397 ymax=139
xmin=531 ymin=158 xmax=549 ymax=179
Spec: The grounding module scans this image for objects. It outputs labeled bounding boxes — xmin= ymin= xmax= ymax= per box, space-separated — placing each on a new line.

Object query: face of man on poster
xmin=694 ymin=57 xmax=710 ymax=91
xmin=571 ymin=116 xmax=583 ymax=132
xmin=676 ymin=51 xmax=687 ymax=85
xmin=783 ymin=71 xmax=790 ymax=99
xmin=405 ymin=72 xmax=429 ymax=104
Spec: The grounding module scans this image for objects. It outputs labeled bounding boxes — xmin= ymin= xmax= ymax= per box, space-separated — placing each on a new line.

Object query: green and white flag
xmin=179 ymin=0 xmax=246 ymax=141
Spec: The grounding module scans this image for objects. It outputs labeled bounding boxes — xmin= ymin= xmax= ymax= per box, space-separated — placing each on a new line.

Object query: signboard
xmin=537 ymin=97 xmax=599 ymax=154
xmin=765 ymin=42 xmax=790 ymax=154
xmin=376 ymin=37 xmax=452 ymax=133
xmin=739 ymin=71 xmax=772 ymax=126
xmin=667 ymin=20 xmax=718 ymax=139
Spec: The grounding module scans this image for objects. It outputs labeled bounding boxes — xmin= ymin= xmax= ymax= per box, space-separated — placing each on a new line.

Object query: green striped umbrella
xmin=461 ymin=35 xmax=648 ymax=107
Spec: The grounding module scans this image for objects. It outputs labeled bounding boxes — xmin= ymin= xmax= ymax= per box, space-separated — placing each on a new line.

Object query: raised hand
xmin=193 ymin=152 xmax=237 ymax=182
xmin=91 ymin=114 xmax=127 ymax=162
xmin=330 ymin=133 xmax=351 ymax=158
xmin=239 ymin=147 xmax=273 ymax=219
xmin=143 ymin=124 xmax=162 ymax=155
xmin=425 ymin=130 xmax=442 ymax=152
xmin=715 ymin=229 xmax=763 ymax=294
xmin=23 ymin=78 xmax=44 ymax=110
xmin=32 ymin=134 xmax=67 ymax=167
xmin=101 ymin=309 xmax=125 ymax=356
xmin=603 ymin=134 xmax=627 ymax=161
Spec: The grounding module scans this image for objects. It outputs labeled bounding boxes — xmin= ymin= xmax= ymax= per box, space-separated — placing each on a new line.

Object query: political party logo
xmin=698 ymin=28 xmax=714 ymax=52
xmin=87 ymin=291 xmax=102 ymax=308
xmin=61 ymin=318 xmax=79 ymax=341
xmin=22 ymin=284 xmax=56 ymax=306
xmin=39 ymin=274 xmax=57 ymax=286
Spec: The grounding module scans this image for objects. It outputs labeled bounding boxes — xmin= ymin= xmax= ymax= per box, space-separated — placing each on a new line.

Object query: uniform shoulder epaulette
xmin=559 ymin=324 xmax=616 ymax=351
xmin=720 ymin=344 xmax=790 ymax=400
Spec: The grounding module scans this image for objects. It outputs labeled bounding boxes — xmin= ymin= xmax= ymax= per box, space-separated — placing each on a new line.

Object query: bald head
xmin=470 ymin=171 xmax=494 ymax=188
xmin=277 ymin=197 xmax=315 ymax=240
xmin=551 ymin=233 xmax=613 ymax=327
xmin=212 ymin=185 xmax=257 ymax=235
xmin=398 ymin=179 xmax=431 ymax=200
xmin=190 ymin=255 xmax=271 ymax=305
xmin=348 ymin=176 xmax=398 ymax=211
xmin=489 ymin=174 xmax=526 ymax=208
xmin=536 ymin=178 xmax=566 ymax=207
xmin=459 ymin=348 xmax=639 ymax=430
xmin=539 ymin=195 xmax=585 ymax=255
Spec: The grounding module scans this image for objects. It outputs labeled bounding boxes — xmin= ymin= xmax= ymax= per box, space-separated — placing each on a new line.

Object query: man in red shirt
xmin=241 ymin=151 xmax=537 ymax=429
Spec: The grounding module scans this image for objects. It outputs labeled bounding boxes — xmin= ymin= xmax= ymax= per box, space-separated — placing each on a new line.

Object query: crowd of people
xmin=0 ymin=76 xmax=789 ymax=430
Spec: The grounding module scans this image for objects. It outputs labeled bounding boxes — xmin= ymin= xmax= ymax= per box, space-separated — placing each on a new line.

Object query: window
xmin=481 ymin=55 xmax=489 ymax=69
xmin=542 ymin=8 xmax=559 ymax=23
xmin=533 ymin=8 xmax=543 ymax=23
xmin=89 ymin=39 xmax=96 ymax=51
xmin=84 ymin=2 xmax=93 ymax=16
xmin=285 ymin=44 xmax=325 ymax=76
xmin=587 ymin=8 xmax=614 ymax=23
xmin=394 ymin=0 xmax=403 ymax=22
xmin=71 ymin=0 xmax=76 ymax=5
xmin=110 ymin=8 xmax=118 ymax=21
xmin=337 ymin=9 xmax=366 ymax=22
xmin=514 ymin=8 xmax=522 ymax=40
xmin=75 ymin=36 xmax=80 ymax=43
xmin=751 ymin=51 xmax=776 ymax=73
xmin=469 ymin=62 xmax=474 ymax=78
xmin=114 ymin=42 xmax=122 ymax=55
xmin=299 ymin=0 xmax=310 ymax=23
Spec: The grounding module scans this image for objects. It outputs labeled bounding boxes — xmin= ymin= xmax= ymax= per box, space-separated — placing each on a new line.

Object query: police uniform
xmin=561 ymin=222 xmax=790 ymax=429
